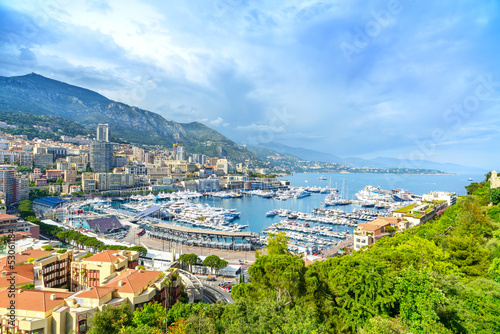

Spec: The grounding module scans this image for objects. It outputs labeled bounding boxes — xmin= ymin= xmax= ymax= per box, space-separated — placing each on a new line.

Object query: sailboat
xmin=337 ymin=179 xmax=351 ymax=205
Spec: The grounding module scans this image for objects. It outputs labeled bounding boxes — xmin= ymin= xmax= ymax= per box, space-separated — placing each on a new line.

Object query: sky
xmin=0 ymin=0 xmax=499 ymax=169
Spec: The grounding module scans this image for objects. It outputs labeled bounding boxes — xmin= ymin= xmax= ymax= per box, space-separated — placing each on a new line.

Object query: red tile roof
xmin=82 ymin=250 xmax=129 ymax=263
xmin=74 ymin=286 xmax=115 ymax=299
xmin=103 ymin=269 xmax=161 ymax=294
xmin=0 ymin=289 xmax=72 ymax=312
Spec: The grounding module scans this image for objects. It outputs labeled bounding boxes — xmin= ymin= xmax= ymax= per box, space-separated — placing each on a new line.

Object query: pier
xmin=148 ymin=222 xmax=260 ymax=250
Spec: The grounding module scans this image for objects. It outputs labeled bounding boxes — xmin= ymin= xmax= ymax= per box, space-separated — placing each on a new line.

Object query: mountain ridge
xmin=257 ymin=142 xmax=486 ymax=174
xmin=0 ymin=73 xmax=256 ymax=162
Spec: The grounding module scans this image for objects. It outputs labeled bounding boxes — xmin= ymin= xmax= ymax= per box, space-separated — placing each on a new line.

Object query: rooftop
xmin=0 ymin=289 xmax=72 ymax=312
xmin=103 ymin=269 xmax=162 ymax=294
xmin=73 ymin=286 xmax=115 ymax=299
xmin=33 ymin=197 xmax=67 ymax=207
xmin=82 ymin=249 xmax=130 ymax=263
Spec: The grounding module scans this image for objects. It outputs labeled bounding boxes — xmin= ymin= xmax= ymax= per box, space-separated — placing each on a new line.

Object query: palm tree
xmin=0 ymin=235 xmax=10 ymax=246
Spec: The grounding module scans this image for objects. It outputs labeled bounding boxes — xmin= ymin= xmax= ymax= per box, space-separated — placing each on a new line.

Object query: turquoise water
xmin=191 ymin=172 xmax=484 ymax=233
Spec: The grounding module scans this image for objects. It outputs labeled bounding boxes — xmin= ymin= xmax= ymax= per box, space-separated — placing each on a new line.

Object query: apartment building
xmin=353 ymin=217 xmax=406 ymax=250
xmin=71 ymin=250 xmax=139 ymax=291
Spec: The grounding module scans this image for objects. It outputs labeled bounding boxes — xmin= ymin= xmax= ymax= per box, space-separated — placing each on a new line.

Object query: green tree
xmin=262 ymin=232 xmax=290 ymax=256
xmin=132 ymin=302 xmax=166 ymax=330
xmin=396 ymin=266 xmax=448 ymax=333
xmin=246 ymin=254 xmax=305 ymax=306
xmin=179 ymin=253 xmax=200 ymax=273
xmin=87 ymin=303 xmax=133 ymax=334
xmin=202 ymin=255 xmax=228 ymax=276
xmin=490 ymin=188 xmax=500 ymax=205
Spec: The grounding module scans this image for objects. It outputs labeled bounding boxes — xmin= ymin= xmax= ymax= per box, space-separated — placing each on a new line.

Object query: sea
xmin=186 ymin=172 xmax=485 ymax=234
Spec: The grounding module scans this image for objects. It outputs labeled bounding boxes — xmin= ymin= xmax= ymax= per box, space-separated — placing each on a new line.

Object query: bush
xmin=41 ymin=245 xmax=53 ymax=251
xmin=490 ymin=188 xmax=500 ymax=205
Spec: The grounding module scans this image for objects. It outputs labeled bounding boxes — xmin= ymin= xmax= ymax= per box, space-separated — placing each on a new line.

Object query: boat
xmin=266 ymin=210 xmax=278 ymax=217
xmin=318 ymin=176 xmax=327 ymax=180
xmin=468 ymin=178 xmax=473 ymax=181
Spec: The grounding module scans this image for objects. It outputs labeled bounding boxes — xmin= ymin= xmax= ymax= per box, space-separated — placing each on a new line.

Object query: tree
xmin=132 ymin=302 xmax=166 ymax=330
xmin=179 ymin=253 xmax=200 ymax=273
xmin=0 ymin=235 xmax=10 ymax=246
xmin=202 ymin=255 xmax=228 ymax=276
xmin=396 ymin=266 xmax=447 ymax=333
xmin=490 ymin=188 xmax=500 ymax=205
xmin=246 ymin=254 xmax=305 ymax=306
xmin=263 ymin=232 xmax=290 ymax=256
xmin=87 ymin=303 xmax=133 ymax=334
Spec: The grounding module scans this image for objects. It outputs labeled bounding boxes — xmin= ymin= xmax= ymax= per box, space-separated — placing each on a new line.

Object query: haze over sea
xmin=193 ymin=172 xmax=484 ymax=233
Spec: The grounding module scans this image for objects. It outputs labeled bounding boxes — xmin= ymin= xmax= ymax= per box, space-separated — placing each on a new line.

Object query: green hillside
xmin=0 ymin=109 xmax=91 ymax=141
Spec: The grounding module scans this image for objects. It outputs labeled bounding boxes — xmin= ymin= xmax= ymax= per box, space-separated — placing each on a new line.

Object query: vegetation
xmin=18 ymin=283 xmax=35 ymax=290
xmin=55 ymin=230 xmax=147 ymax=256
xmin=178 ymin=253 xmax=200 ymax=272
xmin=0 ymin=109 xmax=90 ymax=141
xmin=202 ymin=255 xmax=228 ymax=276
xmin=155 ymin=177 xmax=500 ymax=333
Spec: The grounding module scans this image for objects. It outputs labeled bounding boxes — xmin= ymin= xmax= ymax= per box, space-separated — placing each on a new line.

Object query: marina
xmin=57 ymin=173 xmax=476 ymax=254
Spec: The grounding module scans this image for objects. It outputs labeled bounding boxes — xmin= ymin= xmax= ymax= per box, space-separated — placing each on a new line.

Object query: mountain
xmin=257 ymin=142 xmax=343 ymax=163
xmin=257 ymin=142 xmax=486 ymax=174
xmin=0 ymin=73 xmax=256 ymax=162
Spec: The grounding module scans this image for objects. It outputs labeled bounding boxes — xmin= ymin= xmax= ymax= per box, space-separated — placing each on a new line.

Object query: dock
xmin=148 ymin=222 xmax=260 ymax=250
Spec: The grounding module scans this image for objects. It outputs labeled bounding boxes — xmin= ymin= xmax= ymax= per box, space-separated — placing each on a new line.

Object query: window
xmin=78 ymin=319 xmax=87 ymax=333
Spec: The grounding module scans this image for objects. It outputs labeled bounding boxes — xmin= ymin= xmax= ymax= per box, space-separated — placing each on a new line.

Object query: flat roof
xmin=154 ymin=222 xmax=254 ymax=238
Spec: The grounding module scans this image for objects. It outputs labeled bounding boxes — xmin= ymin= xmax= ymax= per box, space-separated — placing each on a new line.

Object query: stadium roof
xmin=86 ymin=217 xmax=123 ymax=233
xmin=33 ymin=197 xmax=67 ymax=207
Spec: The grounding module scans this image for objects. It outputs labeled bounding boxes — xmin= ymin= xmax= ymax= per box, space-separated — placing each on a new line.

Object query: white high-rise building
xmin=97 ymin=124 xmax=109 ymax=142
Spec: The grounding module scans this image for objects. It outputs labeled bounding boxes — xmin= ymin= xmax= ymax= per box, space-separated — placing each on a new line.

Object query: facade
xmin=94 ymin=173 xmax=134 ymax=191
xmin=34 ymin=153 xmax=54 ymax=168
xmin=147 ymin=167 xmax=172 ymax=180
xmin=176 ymin=145 xmax=186 ymax=161
xmin=490 ymin=170 xmax=500 ymax=189
xmin=89 ymin=141 xmax=113 ymax=173
xmin=46 ymin=169 xmax=63 ymax=180
xmin=0 ymin=214 xmax=19 ymax=235
xmin=354 ymin=217 xmax=405 ymax=250
xmin=82 ymin=178 xmax=97 ymax=192
xmin=64 ymin=169 xmax=78 ymax=183
xmin=422 ymin=191 xmax=457 ymax=206
xmin=96 ymin=124 xmax=109 ymax=142
xmin=192 ymin=154 xmax=207 ymax=165
xmin=56 ymin=160 xmax=71 ymax=171
xmin=14 ymin=176 xmax=29 ymax=203
xmin=125 ymin=164 xmax=147 ymax=175
xmin=132 ymin=147 xmax=145 ymax=162
xmin=17 ymin=151 xmax=33 ymax=167
xmin=0 ymin=169 xmax=15 ymax=206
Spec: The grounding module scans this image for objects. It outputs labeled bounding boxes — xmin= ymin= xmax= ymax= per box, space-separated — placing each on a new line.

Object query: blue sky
xmin=1 ymin=0 xmax=499 ymax=169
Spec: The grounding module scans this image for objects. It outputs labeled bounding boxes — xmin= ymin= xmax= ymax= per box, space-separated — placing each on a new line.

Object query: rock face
xmin=0 ymin=73 xmax=255 ymax=161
